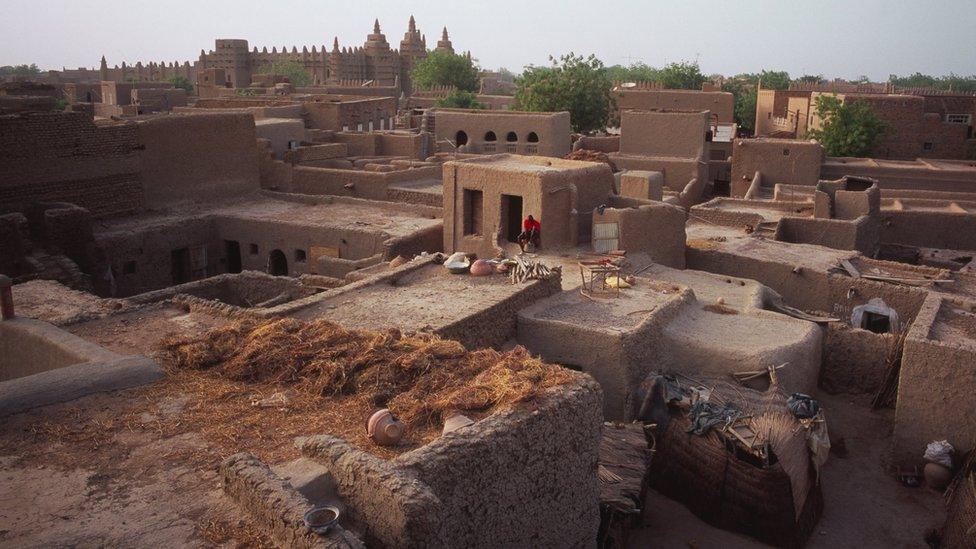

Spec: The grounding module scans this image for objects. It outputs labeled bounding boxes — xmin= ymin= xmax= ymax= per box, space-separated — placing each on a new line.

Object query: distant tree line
xmin=0 ymin=64 xmax=41 ymax=78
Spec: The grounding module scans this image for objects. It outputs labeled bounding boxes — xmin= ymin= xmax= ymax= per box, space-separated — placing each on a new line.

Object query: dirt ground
xmin=0 ymin=390 xmax=273 ymax=548
xmin=630 ymin=392 xmax=946 ymax=548
xmin=65 ymin=304 xmax=231 ymax=356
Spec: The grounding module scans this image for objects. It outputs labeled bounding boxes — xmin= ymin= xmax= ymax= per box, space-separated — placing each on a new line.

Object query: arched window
xmin=506 ymin=131 xmax=518 ymax=142
xmin=527 ymin=132 xmax=539 ymax=143
xmin=484 ymin=131 xmax=497 ymax=142
xmin=455 ymin=130 xmax=468 ymax=146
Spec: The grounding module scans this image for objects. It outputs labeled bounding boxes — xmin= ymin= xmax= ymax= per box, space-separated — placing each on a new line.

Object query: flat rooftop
xmin=451 ymin=154 xmax=596 ymax=174
xmin=94 ymin=194 xmax=441 ymax=238
xmin=290 ymin=262 xmax=538 ymax=331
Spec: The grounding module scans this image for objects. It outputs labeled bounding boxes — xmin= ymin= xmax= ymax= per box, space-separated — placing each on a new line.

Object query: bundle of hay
xmin=942 ymin=450 xmax=976 ymax=548
xmin=637 ymin=375 xmax=825 ymax=548
xmin=156 ymin=318 xmax=577 ymax=431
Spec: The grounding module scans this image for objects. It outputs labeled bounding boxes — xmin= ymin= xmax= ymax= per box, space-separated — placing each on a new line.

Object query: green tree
xmin=722 ymin=74 xmax=760 ymax=133
xmin=514 ymin=53 xmax=614 ymax=133
xmin=657 ymin=61 xmax=707 ymax=90
xmin=436 ymin=90 xmax=485 ymax=109
xmin=889 ymin=72 xmax=976 ymax=92
xmin=606 ymin=62 xmax=662 ymax=84
xmin=412 ymin=50 xmax=479 ymax=92
xmin=168 ymin=75 xmax=193 ymax=93
xmin=797 ymin=74 xmax=825 ymax=84
xmin=807 ymin=95 xmax=887 ymax=157
xmin=266 ymin=60 xmax=311 ymax=87
xmin=0 ymin=64 xmax=41 ymax=78
xmin=758 ymin=70 xmax=791 ymax=90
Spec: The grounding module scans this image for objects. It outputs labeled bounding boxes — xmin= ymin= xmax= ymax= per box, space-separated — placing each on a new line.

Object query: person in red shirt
xmin=518 ymin=215 xmax=541 ymax=253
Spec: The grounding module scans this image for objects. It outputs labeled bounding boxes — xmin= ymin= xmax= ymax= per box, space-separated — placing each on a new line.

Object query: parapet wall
xmin=731 ymin=139 xmax=823 ymax=196
xmin=775 ymin=215 xmax=879 ymax=255
xmin=894 ymin=294 xmax=976 ymax=465
xmin=136 ymin=113 xmax=261 ymax=208
xmin=594 ymin=204 xmax=687 ymax=268
xmin=0 ymin=112 xmax=142 ymax=218
xmin=299 ymin=378 xmax=602 ymax=547
xmin=881 ymin=210 xmax=976 ymax=251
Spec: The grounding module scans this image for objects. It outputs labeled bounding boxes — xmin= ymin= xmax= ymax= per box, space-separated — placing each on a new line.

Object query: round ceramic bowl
xmin=304 ymin=505 xmax=341 ymax=535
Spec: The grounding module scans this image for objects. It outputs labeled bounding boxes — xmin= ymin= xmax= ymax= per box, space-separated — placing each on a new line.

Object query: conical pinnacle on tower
xmin=442 ymin=27 xmax=449 ymax=41
xmin=408 ymin=15 xmax=416 ymax=32
xmin=374 ymin=19 xmax=381 ymax=33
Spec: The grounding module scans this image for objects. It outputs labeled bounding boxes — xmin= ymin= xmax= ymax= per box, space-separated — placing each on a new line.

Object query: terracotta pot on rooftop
xmin=367 ymin=408 xmax=405 ymax=446
xmin=469 ymin=259 xmax=493 ymax=276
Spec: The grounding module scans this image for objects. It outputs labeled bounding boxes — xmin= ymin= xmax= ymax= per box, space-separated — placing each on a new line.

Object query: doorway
xmin=171 ymin=247 xmax=191 ymax=284
xmin=268 ymin=249 xmax=288 ymax=276
xmin=224 ymin=240 xmax=242 ymax=274
xmin=500 ymin=194 xmax=523 ymax=243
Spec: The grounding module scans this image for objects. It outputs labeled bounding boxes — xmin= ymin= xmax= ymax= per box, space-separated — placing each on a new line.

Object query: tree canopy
xmin=514 ymin=53 xmax=614 ymax=133
xmin=266 ymin=60 xmax=311 ymax=87
xmin=0 ymin=64 xmax=41 ymax=78
xmin=807 ymin=95 xmax=887 ymax=157
xmin=412 ymin=51 xmax=479 ymax=92
xmin=168 ymin=75 xmax=193 ymax=93
xmin=605 ymin=61 xmax=707 ymax=90
xmin=436 ymin=90 xmax=485 ymax=109
xmin=889 ymin=72 xmax=976 ymax=92
xmin=720 ymin=70 xmax=792 ymax=134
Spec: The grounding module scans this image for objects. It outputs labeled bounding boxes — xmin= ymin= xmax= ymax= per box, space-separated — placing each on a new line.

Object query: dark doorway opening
xmin=861 ymin=312 xmax=891 ymax=334
xmin=455 ymin=130 xmax=468 ymax=146
xmin=224 ymin=240 xmax=242 ymax=274
xmin=268 ymin=249 xmax=288 ymax=276
xmin=501 ymin=194 xmax=523 ymax=243
xmin=463 ymin=189 xmax=484 ymax=235
xmin=171 ymin=247 xmax=191 ymax=284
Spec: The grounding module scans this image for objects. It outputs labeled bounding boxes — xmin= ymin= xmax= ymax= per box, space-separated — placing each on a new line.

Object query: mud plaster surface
xmin=930 ymin=303 xmax=976 ymax=350
xmin=65 ymin=304 xmax=230 ymax=356
xmin=291 ymin=264 xmax=532 ymax=331
xmin=95 ymin=195 xmax=440 ymax=239
xmin=12 ymin=280 xmax=125 ymax=326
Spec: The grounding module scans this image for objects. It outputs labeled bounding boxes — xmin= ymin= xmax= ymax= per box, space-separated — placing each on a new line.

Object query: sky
xmin=2 ymin=0 xmax=975 ymax=81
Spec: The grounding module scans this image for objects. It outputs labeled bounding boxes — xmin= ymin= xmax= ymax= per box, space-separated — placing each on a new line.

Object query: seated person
xmin=518 ymin=215 xmax=542 ymax=253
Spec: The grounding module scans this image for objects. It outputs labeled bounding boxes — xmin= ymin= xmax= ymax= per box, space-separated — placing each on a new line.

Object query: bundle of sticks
xmin=510 ymin=256 xmax=555 ymax=284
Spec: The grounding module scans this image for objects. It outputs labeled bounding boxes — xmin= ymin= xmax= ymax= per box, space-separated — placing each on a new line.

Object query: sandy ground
xmin=630 ymin=392 xmax=946 ymax=548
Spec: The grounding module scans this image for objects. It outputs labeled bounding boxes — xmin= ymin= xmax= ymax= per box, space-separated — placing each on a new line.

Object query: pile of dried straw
xmin=156 ymin=318 xmax=577 ymax=430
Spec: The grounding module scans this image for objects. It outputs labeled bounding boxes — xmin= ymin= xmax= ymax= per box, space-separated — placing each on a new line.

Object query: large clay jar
xmin=367 ymin=409 xmax=405 ymax=446
xmin=469 ymin=259 xmax=493 ymax=277
xmin=924 ymin=462 xmax=952 ymax=491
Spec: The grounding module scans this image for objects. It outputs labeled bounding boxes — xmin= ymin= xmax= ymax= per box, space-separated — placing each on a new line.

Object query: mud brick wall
xmin=0 ymin=112 xmax=142 ymax=218
xmin=300 ymin=378 xmax=602 ymax=548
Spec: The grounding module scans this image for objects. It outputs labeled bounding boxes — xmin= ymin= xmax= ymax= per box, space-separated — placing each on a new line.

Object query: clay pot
xmin=470 ymin=259 xmax=493 ymax=276
xmin=367 ymin=409 xmax=405 ymax=446
xmin=924 ymin=462 xmax=952 ymax=491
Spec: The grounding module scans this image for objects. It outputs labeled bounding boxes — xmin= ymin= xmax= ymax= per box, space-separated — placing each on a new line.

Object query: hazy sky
xmin=2 ymin=0 xmax=974 ymax=80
